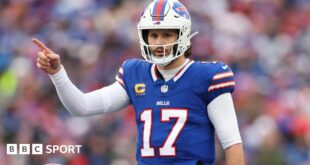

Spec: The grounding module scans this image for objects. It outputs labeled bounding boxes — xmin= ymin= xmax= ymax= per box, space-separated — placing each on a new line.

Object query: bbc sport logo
xmin=6 ymin=144 xmax=82 ymax=155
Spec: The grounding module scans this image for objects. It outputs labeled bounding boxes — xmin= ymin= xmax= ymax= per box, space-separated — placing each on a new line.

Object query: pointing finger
xmin=32 ymin=38 xmax=53 ymax=53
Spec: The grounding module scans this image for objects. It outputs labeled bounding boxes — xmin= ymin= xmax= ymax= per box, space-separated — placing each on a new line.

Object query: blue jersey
xmin=115 ymin=59 xmax=235 ymax=165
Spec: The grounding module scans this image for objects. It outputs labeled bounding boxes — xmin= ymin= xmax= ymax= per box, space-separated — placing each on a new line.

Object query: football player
xmin=34 ymin=0 xmax=244 ymax=164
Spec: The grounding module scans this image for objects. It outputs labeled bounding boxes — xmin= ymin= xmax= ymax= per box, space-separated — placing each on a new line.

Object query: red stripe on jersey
xmin=213 ymin=71 xmax=233 ymax=80
xmin=208 ymin=81 xmax=235 ymax=92
xmin=118 ymin=67 xmax=124 ymax=75
xmin=173 ymin=60 xmax=192 ymax=79
xmin=116 ymin=75 xmax=124 ymax=86
xmin=154 ymin=65 xmax=159 ymax=79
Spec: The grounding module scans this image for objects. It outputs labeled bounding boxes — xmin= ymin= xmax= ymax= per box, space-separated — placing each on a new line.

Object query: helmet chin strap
xmin=152 ymin=52 xmax=174 ymax=67
xmin=156 ymin=61 xmax=171 ymax=67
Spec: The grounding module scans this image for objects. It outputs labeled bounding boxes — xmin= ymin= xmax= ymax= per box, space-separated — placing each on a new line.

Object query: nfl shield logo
xmin=161 ymin=85 xmax=169 ymax=93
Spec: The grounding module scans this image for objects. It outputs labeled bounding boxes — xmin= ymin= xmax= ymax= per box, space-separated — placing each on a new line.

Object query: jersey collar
xmin=151 ymin=59 xmax=194 ymax=82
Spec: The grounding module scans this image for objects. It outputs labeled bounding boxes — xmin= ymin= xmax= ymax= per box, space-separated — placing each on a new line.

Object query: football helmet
xmin=137 ymin=0 xmax=198 ymax=66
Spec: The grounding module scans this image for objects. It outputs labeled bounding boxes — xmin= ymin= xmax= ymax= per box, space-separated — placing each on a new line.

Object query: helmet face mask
xmin=137 ymin=0 xmax=197 ymax=65
xmin=140 ymin=29 xmax=183 ymax=66
xmin=141 ymin=37 xmax=182 ymax=66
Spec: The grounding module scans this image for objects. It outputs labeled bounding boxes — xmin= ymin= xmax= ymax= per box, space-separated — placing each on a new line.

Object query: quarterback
xmin=33 ymin=0 xmax=244 ymax=164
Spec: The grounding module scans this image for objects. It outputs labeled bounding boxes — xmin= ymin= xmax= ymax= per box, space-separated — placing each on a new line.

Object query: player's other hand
xmin=32 ymin=38 xmax=61 ymax=75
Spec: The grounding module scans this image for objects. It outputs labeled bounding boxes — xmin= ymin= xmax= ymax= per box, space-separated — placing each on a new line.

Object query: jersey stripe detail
xmin=173 ymin=60 xmax=194 ymax=82
xmin=116 ymin=66 xmax=125 ymax=86
xmin=173 ymin=60 xmax=191 ymax=78
xmin=213 ymin=71 xmax=233 ymax=80
xmin=151 ymin=64 xmax=158 ymax=81
xmin=118 ymin=67 xmax=124 ymax=75
xmin=208 ymin=81 xmax=235 ymax=92
xmin=115 ymin=75 xmax=124 ymax=86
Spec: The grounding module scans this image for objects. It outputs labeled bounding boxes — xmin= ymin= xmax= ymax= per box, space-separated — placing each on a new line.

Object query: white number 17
xmin=140 ymin=108 xmax=188 ymax=157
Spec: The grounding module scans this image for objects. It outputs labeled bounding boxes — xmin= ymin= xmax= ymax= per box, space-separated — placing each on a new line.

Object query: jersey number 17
xmin=140 ymin=108 xmax=188 ymax=157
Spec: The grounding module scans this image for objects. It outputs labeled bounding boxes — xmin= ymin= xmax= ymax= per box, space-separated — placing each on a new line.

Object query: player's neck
xmin=157 ymin=56 xmax=186 ymax=70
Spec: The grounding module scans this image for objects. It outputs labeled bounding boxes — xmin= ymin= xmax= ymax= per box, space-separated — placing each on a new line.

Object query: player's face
xmin=148 ymin=29 xmax=178 ymax=57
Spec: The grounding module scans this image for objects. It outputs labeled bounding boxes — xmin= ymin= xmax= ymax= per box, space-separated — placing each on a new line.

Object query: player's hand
xmin=32 ymin=38 xmax=61 ymax=75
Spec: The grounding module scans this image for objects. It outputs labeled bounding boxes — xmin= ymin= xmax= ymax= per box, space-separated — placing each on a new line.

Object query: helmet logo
xmin=172 ymin=2 xmax=190 ymax=19
xmin=152 ymin=0 xmax=168 ymax=21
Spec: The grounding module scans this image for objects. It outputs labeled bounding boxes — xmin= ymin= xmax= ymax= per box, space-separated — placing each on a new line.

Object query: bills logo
xmin=172 ymin=2 xmax=190 ymax=19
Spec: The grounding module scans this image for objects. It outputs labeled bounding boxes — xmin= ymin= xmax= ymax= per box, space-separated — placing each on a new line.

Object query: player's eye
xmin=149 ymin=33 xmax=158 ymax=38
xmin=163 ymin=33 xmax=172 ymax=38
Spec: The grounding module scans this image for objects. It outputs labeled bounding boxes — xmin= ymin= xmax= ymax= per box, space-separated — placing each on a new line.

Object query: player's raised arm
xmin=32 ymin=38 xmax=61 ymax=75
xmin=32 ymin=38 xmax=130 ymax=116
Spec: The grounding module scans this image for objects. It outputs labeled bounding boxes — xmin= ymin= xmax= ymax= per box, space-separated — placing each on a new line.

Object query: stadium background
xmin=0 ymin=0 xmax=310 ymax=164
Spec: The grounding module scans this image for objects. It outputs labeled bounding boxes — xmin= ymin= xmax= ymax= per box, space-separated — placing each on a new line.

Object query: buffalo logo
xmin=172 ymin=2 xmax=190 ymax=19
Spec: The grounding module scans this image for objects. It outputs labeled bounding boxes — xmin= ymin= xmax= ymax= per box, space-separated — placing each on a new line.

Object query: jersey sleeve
xmin=206 ymin=62 xmax=235 ymax=105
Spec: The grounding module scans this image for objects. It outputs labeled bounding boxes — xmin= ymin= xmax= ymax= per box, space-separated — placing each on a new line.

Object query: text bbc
xmin=7 ymin=144 xmax=82 ymax=155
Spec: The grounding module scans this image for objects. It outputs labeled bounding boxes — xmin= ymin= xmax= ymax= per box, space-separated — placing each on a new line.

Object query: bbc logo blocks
xmin=7 ymin=144 xmax=43 ymax=155
xmin=6 ymin=144 xmax=82 ymax=155
xmin=32 ymin=144 xmax=44 ymax=155
xmin=6 ymin=144 xmax=17 ymax=155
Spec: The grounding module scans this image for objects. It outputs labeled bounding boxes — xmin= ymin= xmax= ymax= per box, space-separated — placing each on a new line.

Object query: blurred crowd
xmin=0 ymin=0 xmax=310 ymax=164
